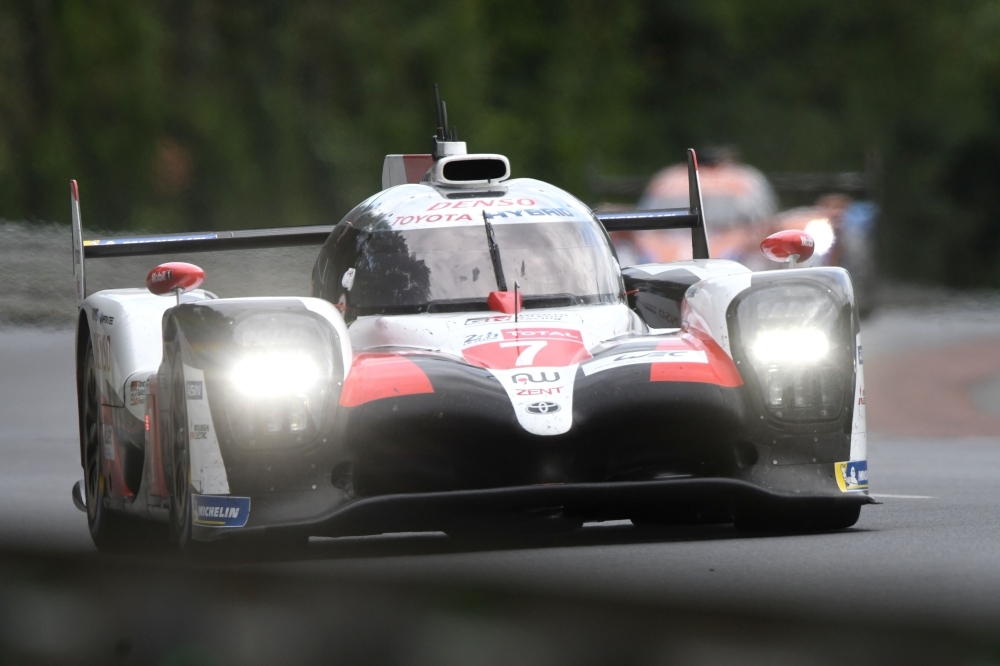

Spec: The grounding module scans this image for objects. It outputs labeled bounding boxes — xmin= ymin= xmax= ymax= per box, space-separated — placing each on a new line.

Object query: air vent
xmin=431 ymin=154 xmax=511 ymax=188
xmin=443 ymin=159 xmax=507 ymax=182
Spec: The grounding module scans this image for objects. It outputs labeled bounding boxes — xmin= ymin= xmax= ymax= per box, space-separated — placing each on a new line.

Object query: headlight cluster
xmin=225 ymin=313 xmax=336 ymax=446
xmin=736 ymin=283 xmax=849 ymax=422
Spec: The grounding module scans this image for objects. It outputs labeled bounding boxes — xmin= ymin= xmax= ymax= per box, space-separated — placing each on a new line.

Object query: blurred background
xmin=4 ymin=0 xmax=1000 ymax=287
xmin=8 ymin=3 xmax=1000 ymax=664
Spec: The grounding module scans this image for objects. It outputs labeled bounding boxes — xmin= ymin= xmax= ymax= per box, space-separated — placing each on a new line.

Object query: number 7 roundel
xmin=462 ymin=328 xmax=591 ymax=369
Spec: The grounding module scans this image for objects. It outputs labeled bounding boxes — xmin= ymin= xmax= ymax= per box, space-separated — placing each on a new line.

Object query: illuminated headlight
xmin=231 ymin=352 xmax=322 ymax=397
xmin=752 ymin=329 xmax=829 ymax=364
xmin=735 ymin=282 xmax=850 ymax=422
xmin=224 ymin=312 xmax=338 ymax=446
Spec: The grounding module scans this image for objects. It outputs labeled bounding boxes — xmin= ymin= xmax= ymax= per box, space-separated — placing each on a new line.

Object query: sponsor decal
xmin=191 ymin=494 xmax=251 ymax=528
xmin=835 ymin=460 xmax=868 ymax=492
xmin=90 ymin=307 xmax=99 ymax=321
xmin=427 ymin=198 xmax=536 ymax=210
xmin=102 ymin=424 xmax=115 ymax=460
xmin=392 ymin=213 xmax=475 ymax=226
xmin=857 ymin=389 xmax=866 ymax=406
xmin=858 ymin=345 xmax=864 ymax=365
xmin=185 ymin=381 xmax=203 ymax=400
xmin=150 ymin=269 xmax=174 ymax=283
xmin=465 ymin=313 xmax=567 ymax=325
xmin=516 ymin=386 xmax=563 ymax=396
xmin=511 ymin=371 xmax=560 ymax=384
xmin=501 ymin=328 xmax=582 ymax=342
xmin=93 ymin=333 xmax=112 ymax=373
xmin=463 ymin=328 xmax=590 ymax=369
xmin=190 ymin=424 xmax=210 ymax=440
xmin=525 ymin=401 xmax=560 ymax=415
xmin=463 ymin=331 xmax=500 ymax=346
xmin=582 ymin=349 xmax=708 ymax=376
xmin=98 ymin=313 xmax=114 ymax=325
xmin=129 ymin=380 xmax=146 ymax=406
xmin=341 ymin=267 xmax=356 ymax=291
xmin=483 ymin=208 xmax=573 ymax=220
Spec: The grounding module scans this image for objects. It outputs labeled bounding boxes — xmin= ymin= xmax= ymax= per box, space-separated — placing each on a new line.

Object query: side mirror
xmin=147 ymin=262 xmax=205 ymax=302
xmin=760 ymin=230 xmax=815 ymax=269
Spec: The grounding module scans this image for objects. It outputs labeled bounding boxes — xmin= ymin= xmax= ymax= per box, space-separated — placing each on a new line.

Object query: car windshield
xmin=350 ymin=220 xmax=621 ymax=314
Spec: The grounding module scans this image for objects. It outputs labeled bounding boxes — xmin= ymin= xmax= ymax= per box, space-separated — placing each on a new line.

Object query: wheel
xmin=80 ymin=338 xmax=139 ymax=552
xmin=734 ymin=503 xmax=861 ymax=533
xmin=166 ymin=353 xmax=200 ymax=555
xmin=164 ymin=351 xmax=308 ymax=561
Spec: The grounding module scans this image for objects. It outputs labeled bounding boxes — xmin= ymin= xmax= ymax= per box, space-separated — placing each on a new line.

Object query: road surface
xmin=4 ymin=302 xmax=1000 ymax=642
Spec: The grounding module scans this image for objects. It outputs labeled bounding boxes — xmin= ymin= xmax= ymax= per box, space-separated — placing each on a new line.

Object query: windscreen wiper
xmin=482 ymin=212 xmax=508 ymax=292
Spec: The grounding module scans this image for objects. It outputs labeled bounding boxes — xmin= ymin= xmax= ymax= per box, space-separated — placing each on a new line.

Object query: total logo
xmin=525 ymin=401 xmax=561 ymax=415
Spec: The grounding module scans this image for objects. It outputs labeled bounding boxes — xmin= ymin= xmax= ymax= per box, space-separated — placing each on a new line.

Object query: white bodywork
xmin=82 ymin=290 xmax=351 ymax=417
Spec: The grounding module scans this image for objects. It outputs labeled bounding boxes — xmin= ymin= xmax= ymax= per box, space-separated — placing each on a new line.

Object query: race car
xmin=70 ymin=93 xmax=871 ymax=552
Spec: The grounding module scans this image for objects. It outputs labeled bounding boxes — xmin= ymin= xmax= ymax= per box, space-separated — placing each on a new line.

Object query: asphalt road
xmin=4 ymin=305 xmax=1000 ymax=637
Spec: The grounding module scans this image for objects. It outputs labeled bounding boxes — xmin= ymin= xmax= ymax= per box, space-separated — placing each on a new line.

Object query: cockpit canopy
xmin=313 ymin=181 xmax=623 ymax=319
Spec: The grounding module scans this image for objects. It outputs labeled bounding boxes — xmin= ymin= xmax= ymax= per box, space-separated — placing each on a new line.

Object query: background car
xmin=597 ymin=147 xmax=880 ymax=315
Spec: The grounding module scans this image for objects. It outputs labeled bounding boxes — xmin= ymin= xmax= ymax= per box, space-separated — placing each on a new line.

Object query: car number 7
xmin=499 ymin=341 xmax=548 ymax=366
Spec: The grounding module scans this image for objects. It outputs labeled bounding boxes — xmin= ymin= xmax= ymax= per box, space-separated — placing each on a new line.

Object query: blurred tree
xmin=1 ymin=0 xmax=1000 ymax=286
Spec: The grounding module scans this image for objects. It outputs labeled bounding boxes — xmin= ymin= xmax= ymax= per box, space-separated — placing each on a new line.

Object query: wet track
xmin=4 ymin=300 xmax=1000 ymax=640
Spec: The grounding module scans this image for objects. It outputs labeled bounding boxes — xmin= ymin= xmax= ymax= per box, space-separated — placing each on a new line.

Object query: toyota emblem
xmin=526 ymin=401 xmax=561 ymax=414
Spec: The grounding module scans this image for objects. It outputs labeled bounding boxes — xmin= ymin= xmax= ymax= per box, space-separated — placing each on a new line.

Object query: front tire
xmin=166 ymin=352 xmax=199 ymax=554
xmin=80 ymin=339 xmax=136 ymax=551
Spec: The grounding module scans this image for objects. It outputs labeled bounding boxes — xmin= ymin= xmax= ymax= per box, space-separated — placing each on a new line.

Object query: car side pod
xmin=146 ymin=262 xmax=206 ymax=303
xmin=761 ymin=230 xmax=815 ymax=269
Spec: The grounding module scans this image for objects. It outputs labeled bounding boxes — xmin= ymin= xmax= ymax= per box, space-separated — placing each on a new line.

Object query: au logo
xmin=512 ymin=371 xmax=560 ymax=384
xmin=835 ymin=460 xmax=868 ymax=492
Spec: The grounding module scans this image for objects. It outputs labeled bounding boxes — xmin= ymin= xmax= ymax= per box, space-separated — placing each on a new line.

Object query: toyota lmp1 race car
xmin=70 ymin=92 xmax=871 ymax=553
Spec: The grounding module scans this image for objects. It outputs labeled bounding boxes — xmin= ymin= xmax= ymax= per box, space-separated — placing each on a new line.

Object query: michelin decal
xmin=835 ymin=460 xmax=868 ymax=492
xmin=192 ymin=494 xmax=251 ymax=528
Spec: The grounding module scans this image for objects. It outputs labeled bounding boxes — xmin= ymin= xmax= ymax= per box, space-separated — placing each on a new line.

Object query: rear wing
xmin=593 ymin=149 xmax=710 ymax=259
xmin=70 ymin=149 xmax=709 ymax=304
xmin=70 ymin=182 xmax=334 ymax=304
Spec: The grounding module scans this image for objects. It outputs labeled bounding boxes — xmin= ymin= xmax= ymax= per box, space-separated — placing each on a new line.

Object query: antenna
xmin=433 ymin=84 xmax=446 ymax=141
xmin=431 ymin=84 xmax=467 ymax=159
xmin=514 ymin=281 xmax=520 ymax=323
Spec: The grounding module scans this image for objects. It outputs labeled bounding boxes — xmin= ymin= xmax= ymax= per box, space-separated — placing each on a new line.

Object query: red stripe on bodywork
xmin=102 ymin=404 xmax=133 ymax=499
xmin=339 ymin=353 xmax=435 ymax=407
xmin=650 ymin=334 xmax=743 ymax=387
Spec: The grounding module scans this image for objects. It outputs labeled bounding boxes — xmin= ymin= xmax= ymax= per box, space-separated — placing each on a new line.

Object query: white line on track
xmin=870 ymin=493 xmax=935 ymax=499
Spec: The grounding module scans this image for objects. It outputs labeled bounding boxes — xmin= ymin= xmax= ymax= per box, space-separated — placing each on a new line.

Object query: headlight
xmin=224 ymin=312 xmax=337 ymax=446
xmin=231 ymin=352 xmax=322 ymax=397
xmin=752 ymin=329 xmax=829 ymax=364
xmin=734 ymin=282 xmax=850 ymax=423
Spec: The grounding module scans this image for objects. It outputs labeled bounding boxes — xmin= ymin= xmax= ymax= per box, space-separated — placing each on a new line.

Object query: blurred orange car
xmin=609 ymin=151 xmax=878 ymax=312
